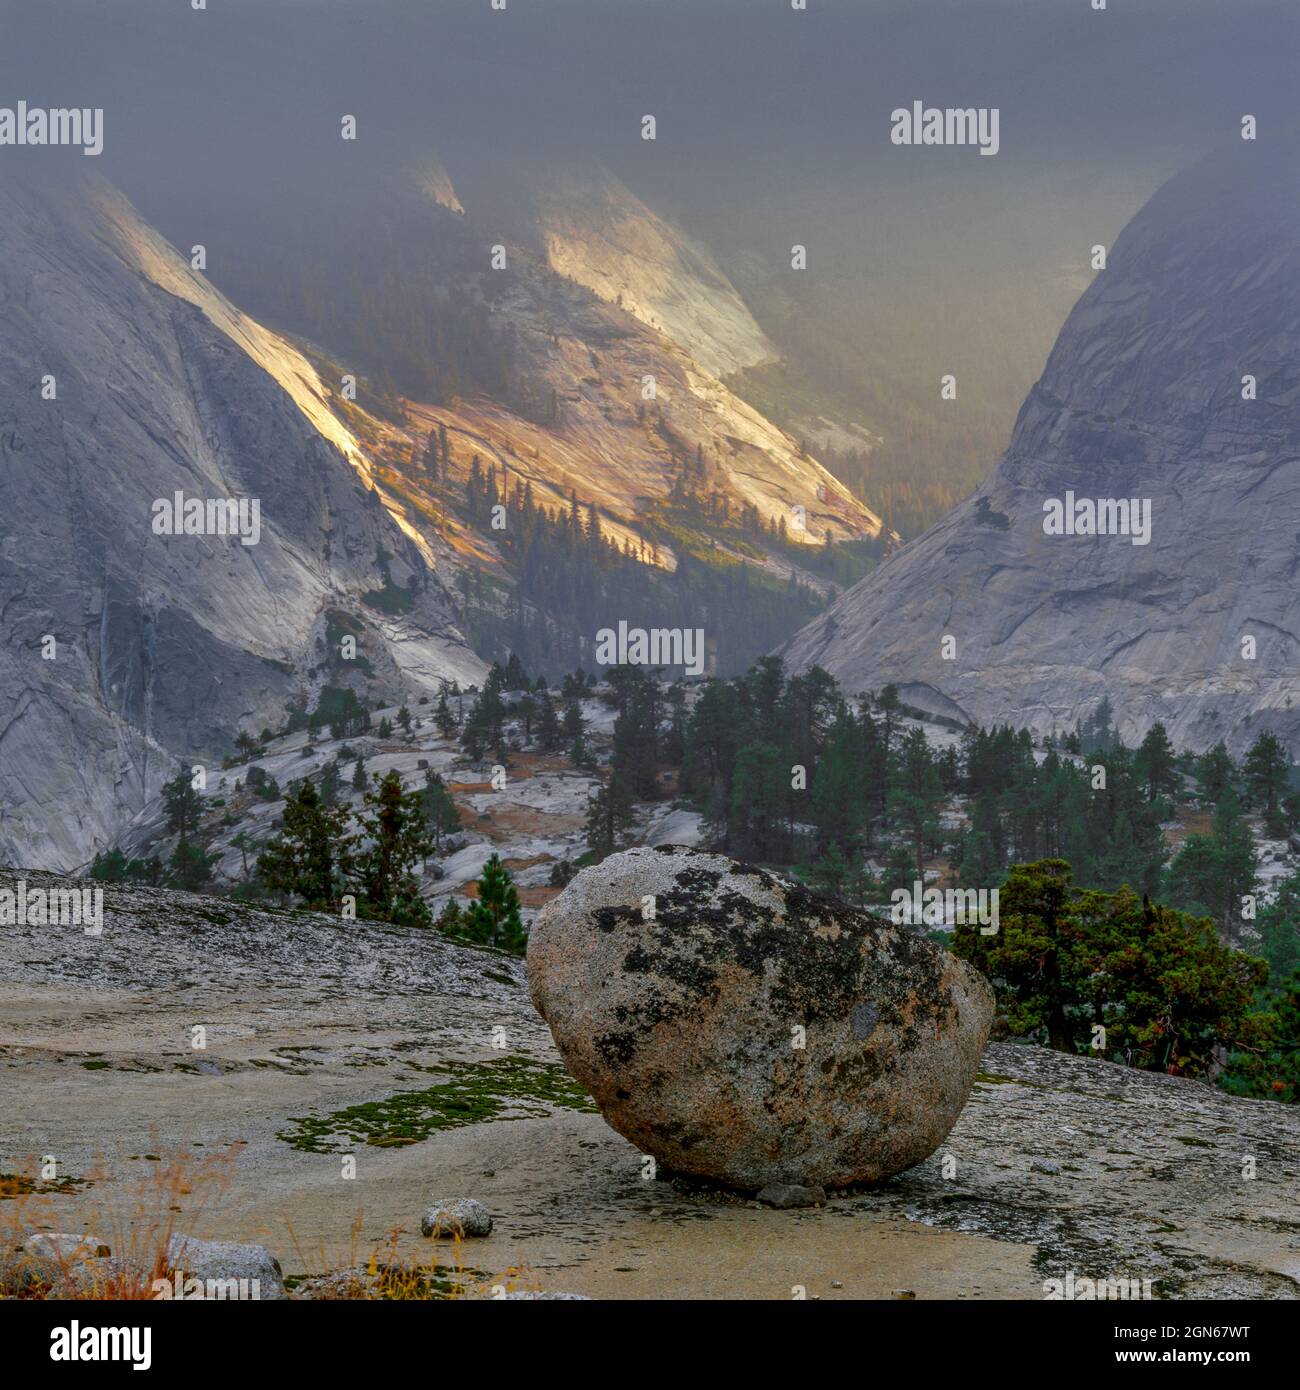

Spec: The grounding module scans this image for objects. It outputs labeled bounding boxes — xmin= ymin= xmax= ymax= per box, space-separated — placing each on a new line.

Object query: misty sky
xmin=2 ymin=0 xmax=1293 ymax=203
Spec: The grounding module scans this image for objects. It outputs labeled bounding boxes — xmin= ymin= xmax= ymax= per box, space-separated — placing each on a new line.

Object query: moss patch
xmin=0 ymin=1172 xmax=88 ymax=1199
xmin=277 ymin=1055 xmax=596 ymax=1154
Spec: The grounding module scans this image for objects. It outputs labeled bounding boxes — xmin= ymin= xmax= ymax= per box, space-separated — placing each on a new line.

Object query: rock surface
xmin=3 ymin=866 xmax=1296 ymax=1299
xmin=527 ymin=846 xmax=994 ymax=1189
xmin=0 ymin=169 xmax=482 ymax=873
xmin=781 ymin=143 xmax=1300 ymax=757
xmin=421 ymin=1198 xmax=493 ymax=1239
xmin=166 ymin=1234 xmax=285 ymax=1299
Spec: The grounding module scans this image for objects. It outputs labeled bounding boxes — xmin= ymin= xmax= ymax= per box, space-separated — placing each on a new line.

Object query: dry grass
xmin=1 ymin=1147 xmax=237 ymax=1299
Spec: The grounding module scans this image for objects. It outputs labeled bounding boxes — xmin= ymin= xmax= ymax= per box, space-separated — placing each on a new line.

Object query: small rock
xmin=165 ymin=1234 xmax=285 ymax=1299
xmin=0 ymin=1250 xmax=62 ymax=1295
xmin=831 ymin=1279 xmax=843 ymax=1289
xmin=1031 ymin=1159 xmax=1062 ymax=1175
xmin=421 ymin=1198 xmax=493 ymax=1238
xmin=22 ymin=1232 xmax=110 ymax=1261
xmin=55 ymin=1257 xmax=150 ymax=1298
xmin=892 ymin=1288 xmax=917 ymax=1300
xmin=756 ymin=1182 xmax=827 ymax=1209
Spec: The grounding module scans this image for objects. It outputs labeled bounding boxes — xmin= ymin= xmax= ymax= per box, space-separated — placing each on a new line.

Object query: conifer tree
xmin=434 ymin=689 xmax=458 ymax=738
xmin=258 ymin=779 xmax=355 ymax=909
xmin=535 ymin=692 xmax=562 ymax=750
xmin=353 ymin=771 xmax=432 ymax=925
xmin=459 ymin=853 xmax=526 ymax=953
xmin=1243 ymin=731 xmax=1290 ymax=835
xmin=585 ymin=772 xmax=636 ymax=859
xmin=1134 ymin=722 xmax=1177 ymax=802
xmin=162 ymin=771 xmax=203 ymax=841
xmin=1196 ymin=741 xmax=1236 ymax=805
xmin=419 ymin=769 xmax=461 ymax=851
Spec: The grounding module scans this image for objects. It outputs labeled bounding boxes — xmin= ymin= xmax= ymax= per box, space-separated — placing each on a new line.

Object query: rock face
xmin=0 ymin=169 xmax=482 ymax=873
xmin=527 ymin=846 xmax=994 ymax=1190
xmin=780 ymin=143 xmax=1300 ymax=757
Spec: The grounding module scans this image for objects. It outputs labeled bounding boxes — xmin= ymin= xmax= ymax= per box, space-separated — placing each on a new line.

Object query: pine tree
xmin=1196 ymin=741 xmax=1236 ymax=805
xmin=351 ymin=755 xmax=367 ymax=791
xmin=162 ymin=771 xmax=203 ymax=840
xmin=1134 ymin=722 xmax=1177 ymax=802
xmin=354 ymin=771 xmax=433 ymax=925
xmin=169 ymin=839 xmax=217 ymax=892
xmin=434 ymin=689 xmax=458 ymax=738
xmin=319 ymin=759 xmax=341 ymax=806
xmin=585 ymin=772 xmax=636 ymax=860
xmin=1165 ymin=792 xmax=1258 ymax=939
xmin=729 ymin=741 xmax=788 ymax=860
xmin=612 ymin=682 xmax=660 ymax=799
xmin=535 ymin=692 xmax=562 ymax=750
xmin=1243 ymin=731 xmax=1290 ymax=834
xmin=419 ymin=769 xmax=461 ymax=851
xmin=810 ymin=841 xmax=851 ymax=901
xmin=889 ymin=726 xmax=943 ymax=876
xmin=258 ymin=779 xmax=355 ymax=909
xmin=90 ymin=848 xmax=129 ymax=883
xmin=458 ymin=853 xmax=527 ymax=953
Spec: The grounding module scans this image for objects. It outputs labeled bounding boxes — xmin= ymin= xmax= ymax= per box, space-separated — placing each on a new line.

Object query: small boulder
xmin=22 ymin=1232 xmax=110 ymax=1261
xmin=528 ymin=847 xmax=994 ymax=1190
xmin=0 ymin=1250 xmax=62 ymax=1295
xmin=421 ymin=1198 xmax=493 ymax=1239
xmin=55 ymin=1257 xmax=150 ymax=1299
xmin=165 ymin=1234 xmax=285 ymax=1299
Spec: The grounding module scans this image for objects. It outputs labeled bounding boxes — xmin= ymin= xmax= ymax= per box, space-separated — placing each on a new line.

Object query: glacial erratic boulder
xmin=165 ymin=1235 xmax=285 ymax=1299
xmin=421 ymin=1198 xmax=493 ymax=1239
xmin=527 ymin=846 xmax=994 ymax=1190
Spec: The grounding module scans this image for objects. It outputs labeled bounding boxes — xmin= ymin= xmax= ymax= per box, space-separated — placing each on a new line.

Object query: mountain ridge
xmin=781 ymin=143 xmax=1300 ymax=755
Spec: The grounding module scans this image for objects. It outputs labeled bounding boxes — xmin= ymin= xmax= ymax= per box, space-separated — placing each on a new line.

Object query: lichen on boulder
xmin=527 ymin=846 xmax=994 ymax=1190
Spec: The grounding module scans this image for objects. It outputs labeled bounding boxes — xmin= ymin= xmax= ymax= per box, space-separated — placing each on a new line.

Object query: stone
xmin=0 ymin=1250 xmax=63 ymax=1295
xmin=527 ymin=846 xmax=994 ymax=1190
xmin=165 ymin=1234 xmax=285 ymax=1299
xmin=756 ymin=1183 xmax=826 ymax=1209
xmin=420 ymin=1198 xmax=493 ymax=1239
xmin=22 ymin=1232 xmax=110 ymax=1261
xmin=55 ymin=1257 xmax=151 ymax=1298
